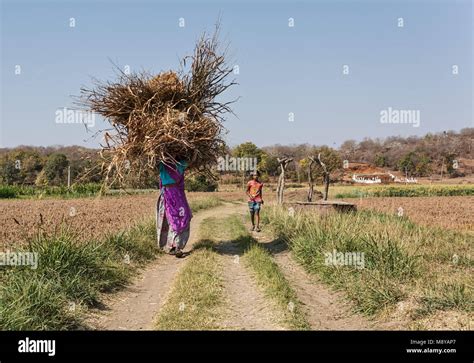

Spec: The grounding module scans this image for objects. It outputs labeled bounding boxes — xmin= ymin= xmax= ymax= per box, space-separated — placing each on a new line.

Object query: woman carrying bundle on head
xmin=80 ymin=28 xmax=236 ymax=258
xmin=156 ymin=158 xmax=193 ymax=258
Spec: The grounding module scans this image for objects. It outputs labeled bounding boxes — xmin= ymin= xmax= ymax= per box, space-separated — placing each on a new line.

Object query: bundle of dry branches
xmin=78 ymin=25 xmax=236 ymax=186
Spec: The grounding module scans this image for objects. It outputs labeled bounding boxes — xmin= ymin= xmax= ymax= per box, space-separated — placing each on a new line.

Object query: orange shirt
xmin=247 ymin=180 xmax=263 ymax=202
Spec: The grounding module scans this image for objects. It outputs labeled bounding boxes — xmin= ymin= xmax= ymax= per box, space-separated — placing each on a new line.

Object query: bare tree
xmin=276 ymin=157 xmax=293 ymax=204
xmin=307 ymin=157 xmax=315 ymax=202
xmin=314 ymin=153 xmax=329 ymax=201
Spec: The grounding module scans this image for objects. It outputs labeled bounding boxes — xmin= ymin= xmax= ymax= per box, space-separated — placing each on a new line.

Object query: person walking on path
xmin=156 ymin=160 xmax=192 ymax=258
xmin=246 ymin=171 xmax=264 ymax=232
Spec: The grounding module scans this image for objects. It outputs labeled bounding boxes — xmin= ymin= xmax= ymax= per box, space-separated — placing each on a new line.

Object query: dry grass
xmin=264 ymin=206 xmax=473 ymax=329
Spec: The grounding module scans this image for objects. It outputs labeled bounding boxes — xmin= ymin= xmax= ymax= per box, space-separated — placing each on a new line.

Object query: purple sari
xmin=159 ymin=164 xmax=192 ymax=234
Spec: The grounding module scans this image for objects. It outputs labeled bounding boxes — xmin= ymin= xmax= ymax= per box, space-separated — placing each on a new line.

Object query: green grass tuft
xmin=188 ymin=196 xmax=222 ymax=213
xmin=0 ymin=218 xmax=159 ymax=330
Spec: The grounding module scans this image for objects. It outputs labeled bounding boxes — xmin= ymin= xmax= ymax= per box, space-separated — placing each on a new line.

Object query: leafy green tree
xmin=415 ymin=155 xmax=432 ymax=176
xmin=44 ymin=153 xmax=69 ymax=185
xmin=13 ymin=150 xmax=44 ymax=184
xmin=398 ymin=152 xmax=431 ymax=177
xmin=398 ymin=152 xmax=416 ymax=176
xmin=232 ymin=142 xmax=264 ymax=161
xmin=231 ymin=142 xmax=265 ymax=185
xmin=374 ymin=154 xmax=387 ymax=167
xmin=311 ymin=146 xmax=342 ymax=176
xmin=35 ymin=170 xmax=48 ymax=186
xmin=443 ymin=153 xmax=457 ymax=175
xmin=69 ymin=158 xmax=104 ymax=184
xmin=185 ymin=174 xmax=218 ymax=192
xmin=0 ymin=157 xmax=21 ymax=184
xmin=300 ymin=147 xmax=341 ymax=200
xmin=258 ymin=152 xmax=279 ymax=176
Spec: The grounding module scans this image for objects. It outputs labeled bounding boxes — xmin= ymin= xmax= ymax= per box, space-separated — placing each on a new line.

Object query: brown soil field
xmin=0 ymin=192 xmax=222 ymax=248
xmin=200 ymin=189 xmax=474 ymax=233
xmin=196 ymin=189 xmax=474 ymax=232
xmin=0 ymin=194 xmax=157 ymax=248
xmin=2 ymin=190 xmax=472 ymax=249
xmin=345 ymin=196 xmax=474 ymax=232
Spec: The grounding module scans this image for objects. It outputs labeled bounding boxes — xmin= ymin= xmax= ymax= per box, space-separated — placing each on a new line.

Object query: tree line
xmin=232 ymin=128 xmax=473 ymax=182
xmin=1 ymin=128 xmax=472 ymax=188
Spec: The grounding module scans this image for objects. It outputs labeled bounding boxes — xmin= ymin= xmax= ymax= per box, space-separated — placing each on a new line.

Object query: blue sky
xmin=1 ymin=0 xmax=472 ymax=148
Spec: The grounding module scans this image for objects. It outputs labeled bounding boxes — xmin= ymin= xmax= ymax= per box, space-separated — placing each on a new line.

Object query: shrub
xmin=185 ymin=175 xmax=218 ymax=192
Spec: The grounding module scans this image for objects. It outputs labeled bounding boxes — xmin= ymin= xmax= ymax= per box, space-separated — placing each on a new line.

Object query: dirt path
xmin=86 ymin=203 xmax=237 ymax=330
xmin=86 ymin=203 xmax=394 ymax=330
xmin=215 ymin=239 xmax=285 ymax=330
xmin=251 ymin=231 xmax=376 ymax=330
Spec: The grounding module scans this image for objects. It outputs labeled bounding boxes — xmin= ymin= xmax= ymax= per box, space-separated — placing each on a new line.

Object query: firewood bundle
xmin=78 ymin=27 xmax=236 ymax=186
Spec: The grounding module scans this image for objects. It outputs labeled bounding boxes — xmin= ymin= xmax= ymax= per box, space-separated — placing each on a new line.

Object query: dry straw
xmin=78 ymin=24 xmax=237 ymax=187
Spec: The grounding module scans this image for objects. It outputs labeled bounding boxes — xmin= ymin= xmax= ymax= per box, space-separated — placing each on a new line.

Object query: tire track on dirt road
xmin=87 ymin=203 xmax=397 ymax=331
xmin=215 ymin=238 xmax=285 ymax=330
xmin=86 ymin=203 xmax=237 ymax=330
xmin=153 ymin=208 xmax=286 ymax=331
xmin=252 ymin=232 xmax=376 ymax=330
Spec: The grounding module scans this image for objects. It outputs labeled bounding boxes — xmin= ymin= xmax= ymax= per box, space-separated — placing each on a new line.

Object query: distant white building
xmin=352 ymin=175 xmax=382 ymax=184
xmin=391 ymin=175 xmax=418 ymax=183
